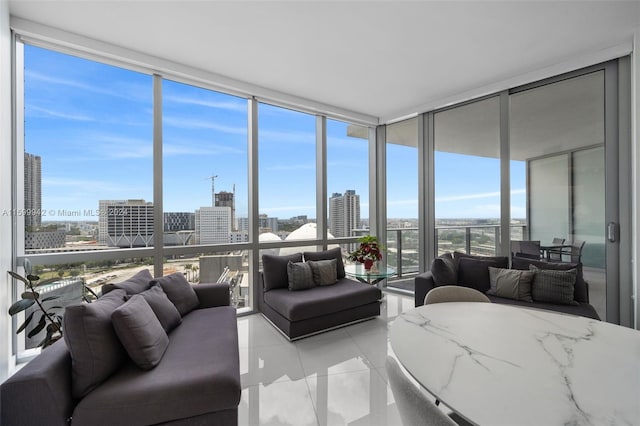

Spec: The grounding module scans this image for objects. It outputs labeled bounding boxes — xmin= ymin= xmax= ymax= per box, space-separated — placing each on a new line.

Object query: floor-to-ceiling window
xmin=19 ymin=45 xmax=154 ymax=350
xmin=433 ymin=96 xmax=501 ymax=256
xmin=257 ymin=103 xmax=317 ymax=255
xmin=386 ymin=118 xmax=419 ymax=290
xmin=162 ymin=79 xmax=249 ymax=307
xmin=510 ymin=71 xmax=606 ymax=319
xmin=326 ymin=120 xmax=370 ymax=251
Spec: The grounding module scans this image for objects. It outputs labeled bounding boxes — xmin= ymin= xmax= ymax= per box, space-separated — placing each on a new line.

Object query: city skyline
xmin=24 ymin=44 xmax=527 ymax=224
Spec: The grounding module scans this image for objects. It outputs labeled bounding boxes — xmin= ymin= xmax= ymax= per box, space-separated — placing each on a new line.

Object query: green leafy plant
xmin=8 ymin=265 xmax=64 ymax=348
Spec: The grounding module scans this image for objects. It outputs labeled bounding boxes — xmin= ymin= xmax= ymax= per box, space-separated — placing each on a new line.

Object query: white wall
xmin=0 ymin=0 xmax=14 ymax=381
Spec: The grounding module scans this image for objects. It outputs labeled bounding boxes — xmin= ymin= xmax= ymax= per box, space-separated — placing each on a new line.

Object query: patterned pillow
xmin=307 ymin=259 xmax=338 ymax=286
xmin=487 ymin=267 xmax=534 ymax=302
xmin=530 ymin=265 xmax=578 ymax=305
xmin=287 ymin=261 xmax=315 ymax=291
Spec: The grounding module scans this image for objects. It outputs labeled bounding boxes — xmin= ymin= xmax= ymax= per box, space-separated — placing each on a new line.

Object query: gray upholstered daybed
xmin=1 ymin=270 xmax=241 ymax=426
xmin=258 ymin=248 xmax=382 ymax=340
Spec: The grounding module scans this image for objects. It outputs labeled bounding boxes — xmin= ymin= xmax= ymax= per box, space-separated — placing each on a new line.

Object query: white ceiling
xmin=8 ymin=1 xmax=640 ymax=123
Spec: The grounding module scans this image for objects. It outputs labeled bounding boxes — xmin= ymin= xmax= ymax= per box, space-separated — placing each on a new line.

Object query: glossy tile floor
xmin=236 ymin=293 xmax=418 ymax=426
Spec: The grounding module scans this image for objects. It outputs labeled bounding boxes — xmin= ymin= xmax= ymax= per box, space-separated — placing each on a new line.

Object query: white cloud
xmin=436 ymin=188 xmax=525 ymax=203
xmin=163 ymin=116 xmax=246 ymax=134
xmin=27 ymin=105 xmax=94 ymax=122
xmin=164 ymin=94 xmax=246 ymax=112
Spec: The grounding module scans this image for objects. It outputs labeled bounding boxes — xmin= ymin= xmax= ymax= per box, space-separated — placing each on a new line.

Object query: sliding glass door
xmin=510 ymin=71 xmax=607 ymax=319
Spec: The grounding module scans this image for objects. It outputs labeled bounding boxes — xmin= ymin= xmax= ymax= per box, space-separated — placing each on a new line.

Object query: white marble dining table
xmin=389 ymin=302 xmax=640 ymax=426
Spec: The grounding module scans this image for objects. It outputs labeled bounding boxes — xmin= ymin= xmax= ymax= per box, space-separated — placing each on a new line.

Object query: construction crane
xmin=205 ymin=174 xmax=218 ymax=207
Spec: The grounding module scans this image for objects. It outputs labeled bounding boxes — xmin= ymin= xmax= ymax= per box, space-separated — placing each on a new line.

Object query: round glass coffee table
xmin=344 ymin=263 xmax=396 ymax=286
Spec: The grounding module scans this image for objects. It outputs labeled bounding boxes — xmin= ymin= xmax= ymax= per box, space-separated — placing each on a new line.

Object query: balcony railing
xmin=384 ymin=224 xmax=529 ymax=285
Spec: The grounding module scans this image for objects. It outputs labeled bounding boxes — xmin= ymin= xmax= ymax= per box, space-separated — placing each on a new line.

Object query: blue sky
xmin=25 ymin=45 xmax=526 ymax=222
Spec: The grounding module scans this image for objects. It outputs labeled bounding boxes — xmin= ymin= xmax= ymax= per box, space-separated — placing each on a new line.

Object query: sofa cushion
xmin=263 ymin=253 xmax=303 ymax=291
xmin=287 ymin=261 xmax=315 ymax=291
xmin=308 ymin=259 xmax=338 ymax=286
xmin=512 ymin=256 xmax=588 ymax=303
xmin=101 ymin=269 xmax=153 ymax=295
xmin=304 ymin=247 xmax=346 ymax=279
xmin=151 ymin=272 xmax=199 ymax=316
xmin=430 ymin=253 xmax=457 ymax=286
xmin=530 ymin=265 xmax=578 ymax=306
xmin=453 ymin=251 xmax=509 ymax=267
xmin=263 ymin=278 xmax=381 ymax=322
xmin=63 ymin=289 xmax=128 ymax=399
xmin=138 ymin=284 xmax=182 ymax=332
xmin=112 ymin=295 xmax=169 ymax=370
xmin=72 ymin=306 xmax=241 ymax=426
xmin=457 ymin=257 xmax=508 ymax=293
xmin=487 ymin=267 xmax=534 ymax=302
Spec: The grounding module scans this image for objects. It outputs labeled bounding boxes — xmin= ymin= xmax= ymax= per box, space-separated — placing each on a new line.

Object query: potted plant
xmin=347 ymin=235 xmax=384 ymax=272
xmin=7 ymin=259 xmax=99 ymax=348
xmin=8 ymin=267 xmax=63 ymax=348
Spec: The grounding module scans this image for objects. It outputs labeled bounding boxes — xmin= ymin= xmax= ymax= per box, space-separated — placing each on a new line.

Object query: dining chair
xmin=568 ymin=239 xmax=586 ymax=263
xmin=546 ymin=237 xmax=565 ymax=261
xmin=424 ymin=285 xmax=491 ymax=305
xmin=517 ymin=240 xmax=541 ymax=260
xmin=386 ymin=356 xmax=459 ymax=426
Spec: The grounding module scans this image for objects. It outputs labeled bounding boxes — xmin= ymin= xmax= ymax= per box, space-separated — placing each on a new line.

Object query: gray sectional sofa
xmin=1 ymin=270 xmax=241 ymax=426
xmin=258 ymin=248 xmax=382 ymax=340
xmin=414 ymin=252 xmax=600 ymax=320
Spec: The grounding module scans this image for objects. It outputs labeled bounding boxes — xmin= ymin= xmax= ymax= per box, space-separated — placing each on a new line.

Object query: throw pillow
xmin=287 ymin=261 xmax=315 ymax=291
xmin=512 ymin=256 xmax=588 ymax=303
xmin=430 ymin=253 xmax=457 ymax=287
xmin=303 ymin=247 xmax=346 ymax=279
xmin=151 ymin=272 xmax=199 ymax=316
xmin=530 ymin=265 xmax=578 ymax=305
xmin=138 ymin=284 xmax=182 ymax=333
xmin=111 ymin=295 xmax=169 ymax=370
xmin=101 ymin=268 xmax=153 ymax=295
xmin=262 ymin=253 xmax=304 ymax=291
xmin=487 ymin=267 xmax=534 ymax=302
xmin=63 ymin=289 xmax=128 ymax=399
xmin=457 ymin=257 xmax=506 ymax=293
xmin=307 ymin=259 xmax=338 ymax=286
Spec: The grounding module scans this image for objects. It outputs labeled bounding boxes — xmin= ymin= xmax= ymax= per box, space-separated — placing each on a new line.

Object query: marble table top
xmin=390 ymin=302 xmax=640 ymax=426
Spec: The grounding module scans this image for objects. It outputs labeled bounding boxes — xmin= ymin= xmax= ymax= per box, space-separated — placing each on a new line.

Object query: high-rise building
xmin=163 ymin=212 xmax=195 ymax=232
xmin=329 ymin=190 xmax=360 ymax=238
xmin=237 ymin=215 xmax=278 ymax=233
xmin=215 ymin=191 xmax=235 ymax=230
xmin=195 ymin=206 xmax=232 ymax=244
xmin=98 ymin=199 xmax=154 ymax=247
xmin=24 ymin=152 xmax=41 ymax=229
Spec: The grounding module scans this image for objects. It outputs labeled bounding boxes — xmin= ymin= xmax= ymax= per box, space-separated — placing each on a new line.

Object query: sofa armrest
xmin=1 ymin=339 xmax=74 ymax=426
xmin=414 ymin=271 xmax=436 ymax=307
xmin=194 ymin=283 xmax=230 ymax=308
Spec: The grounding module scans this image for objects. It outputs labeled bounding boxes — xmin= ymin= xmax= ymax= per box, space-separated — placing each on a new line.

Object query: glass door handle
xmin=607 ymin=222 xmax=618 ymax=243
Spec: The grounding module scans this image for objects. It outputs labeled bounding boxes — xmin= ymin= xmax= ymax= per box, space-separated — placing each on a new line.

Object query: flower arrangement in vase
xmin=347 ymin=235 xmax=384 ymax=272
